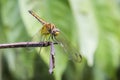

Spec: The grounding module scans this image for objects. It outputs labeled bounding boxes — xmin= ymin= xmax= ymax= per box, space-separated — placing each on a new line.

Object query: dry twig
xmin=0 ymin=42 xmax=58 ymax=49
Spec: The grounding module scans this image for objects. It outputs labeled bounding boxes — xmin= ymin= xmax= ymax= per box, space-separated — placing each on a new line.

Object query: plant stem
xmin=0 ymin=42 xmax=58 ymax=49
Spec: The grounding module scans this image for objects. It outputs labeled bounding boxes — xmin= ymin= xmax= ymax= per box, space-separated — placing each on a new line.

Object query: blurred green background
xmin=0 ymin=0 xmax=120 ymax=80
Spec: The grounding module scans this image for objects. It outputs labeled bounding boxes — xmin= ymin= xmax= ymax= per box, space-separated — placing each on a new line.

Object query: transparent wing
xmin=25 ymin=29 xmax=43 ymax=53
xmin=54 ymin=31 xmax=82 ymax=63
xmin=31 ymin=29 xmax=43 ymax=42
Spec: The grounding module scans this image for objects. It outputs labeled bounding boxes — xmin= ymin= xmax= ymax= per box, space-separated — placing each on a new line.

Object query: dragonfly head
xmin=52 ymin=28 xmax=60 ymax=36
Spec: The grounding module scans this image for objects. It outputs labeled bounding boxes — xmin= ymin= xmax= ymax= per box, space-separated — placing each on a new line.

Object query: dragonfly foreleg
xmin=51 ymin=36 xmax=60 ymax=44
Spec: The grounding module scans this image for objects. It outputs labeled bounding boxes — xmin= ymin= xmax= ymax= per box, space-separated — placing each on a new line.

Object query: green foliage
xmin=0 ymin=0 xmax=120 ymax=80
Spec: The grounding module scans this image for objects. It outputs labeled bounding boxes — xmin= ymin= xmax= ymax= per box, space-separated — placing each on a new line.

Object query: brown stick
xmin=0 ymin=42 xmax=58 ymax=49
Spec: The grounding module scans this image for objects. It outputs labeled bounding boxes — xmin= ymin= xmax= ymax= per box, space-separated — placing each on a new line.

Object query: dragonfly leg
xmin=53 ymin=36 xmax=64 ymax=47
xmin=48 ymin=35 xmax=52 ymax=41
xmin=51 ymin=36 xmax=59 ymax=43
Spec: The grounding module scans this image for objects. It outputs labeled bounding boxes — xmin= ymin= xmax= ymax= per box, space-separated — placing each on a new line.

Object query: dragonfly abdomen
xmin=28 ymin=10 xmax=47 ymax=25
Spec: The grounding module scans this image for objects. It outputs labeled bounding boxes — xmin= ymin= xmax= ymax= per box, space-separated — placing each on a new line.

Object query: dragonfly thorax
xmin=40 ymin=23 xmax=60 ymax=37
xmin=45 ymin=23 xmax=60 ymax=36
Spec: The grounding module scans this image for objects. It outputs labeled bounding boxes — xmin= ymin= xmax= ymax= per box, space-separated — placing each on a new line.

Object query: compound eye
xmin=54 ymin=31 xmax=59 ymax=36
xmin=52 ymin=28 xmax=60 ymax=36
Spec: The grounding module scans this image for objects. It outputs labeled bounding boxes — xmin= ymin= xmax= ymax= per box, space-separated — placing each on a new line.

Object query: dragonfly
xmin=28 ymin=10 xmax=82 ymax=74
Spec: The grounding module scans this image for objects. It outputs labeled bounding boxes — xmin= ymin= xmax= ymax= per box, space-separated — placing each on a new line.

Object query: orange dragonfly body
xmin=29 ymin=11 xmax=59 ymax=40
xmin=28 ymin=10 xmax=82 ymax=62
